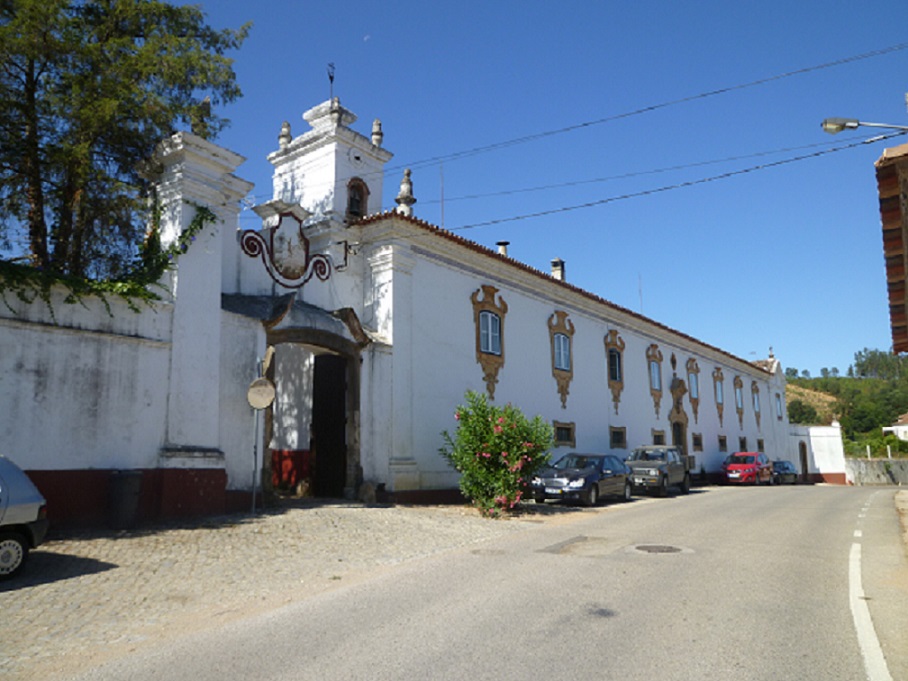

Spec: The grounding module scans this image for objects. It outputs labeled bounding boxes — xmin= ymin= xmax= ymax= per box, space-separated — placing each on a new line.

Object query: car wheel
xmin=680 ymin=473 xmax=691 ymax=495
xmin=0 ymin=532 xmax=28 ymax=580
xmin=623 ymin=481 xmax=633 ymax=502
xmin=585 ymin=484 xmax=599 ymax=507
xmin=534 ymin=495 xmax=546 ymax=504
xmin=660 ymin=475 xmax=670 ymax=497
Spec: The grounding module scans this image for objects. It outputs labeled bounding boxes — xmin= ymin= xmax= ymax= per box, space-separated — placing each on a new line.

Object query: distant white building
xmin=882 ymin=412 xmax=908 ymax=441
xmin=0 ymin=97 xmax=841 ymax=526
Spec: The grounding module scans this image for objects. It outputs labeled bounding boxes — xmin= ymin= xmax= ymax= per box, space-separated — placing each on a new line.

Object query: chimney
xmin=496 ymin=241 xmax=510 ymax=256
xmin=551 ymin=258 xmax=565 ymax=281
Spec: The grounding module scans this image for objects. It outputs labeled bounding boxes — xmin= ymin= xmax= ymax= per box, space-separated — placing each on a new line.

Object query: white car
xmin=0 ymin=455 xmax=49 ymax=579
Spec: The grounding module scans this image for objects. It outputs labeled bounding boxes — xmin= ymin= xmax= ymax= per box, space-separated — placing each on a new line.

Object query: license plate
xmin=728 ymin=472 xmax=740 ymax=478
xmin=545 ymin=487 xmax=562 ymax=495
xmin=634 ymin=477 xmax=646 ymax=485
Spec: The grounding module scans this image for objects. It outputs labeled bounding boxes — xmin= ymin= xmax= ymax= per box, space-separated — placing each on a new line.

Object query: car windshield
xmin=553 ymin=455 xmax=596 ymax=470
xmin=629 ymin=449 xmax=666 ymax=462
xmin=729 ymin=455 xmax=754 ymax=464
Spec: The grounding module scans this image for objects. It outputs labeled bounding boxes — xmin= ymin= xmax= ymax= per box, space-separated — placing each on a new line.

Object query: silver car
xmin=0 ymin=455 xmax=49 ymax=579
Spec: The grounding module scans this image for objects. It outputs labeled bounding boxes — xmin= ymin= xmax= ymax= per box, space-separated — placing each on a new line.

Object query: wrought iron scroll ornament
xmin=240 ymin=212 xmax=331 ymax=289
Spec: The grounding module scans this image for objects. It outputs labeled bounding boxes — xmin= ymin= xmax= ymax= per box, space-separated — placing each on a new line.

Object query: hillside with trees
xmin=785 ymin=348 xmax=908 ymax=458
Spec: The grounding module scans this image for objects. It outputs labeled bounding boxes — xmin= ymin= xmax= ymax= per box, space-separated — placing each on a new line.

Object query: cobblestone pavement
xmin=0 ymin=499 xmax=575 ymax=681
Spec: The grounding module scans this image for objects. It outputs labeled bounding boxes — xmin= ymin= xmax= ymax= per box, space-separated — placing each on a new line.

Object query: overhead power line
xmin=388 ymin=41 xmax=908 ymax=175
xmin=449 ymin=132 xmax=908 ymax=232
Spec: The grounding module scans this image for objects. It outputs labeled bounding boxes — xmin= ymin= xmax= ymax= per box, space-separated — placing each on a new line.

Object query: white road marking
xmin=849 ymin=543 xmax=893 ymax=681
xmin=854 ymin=530 xmax=863 ymax=538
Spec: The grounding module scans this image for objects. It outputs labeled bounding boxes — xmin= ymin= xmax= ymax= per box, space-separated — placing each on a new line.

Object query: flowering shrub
xmin=440 ymin=391 xmax=553 ymax=517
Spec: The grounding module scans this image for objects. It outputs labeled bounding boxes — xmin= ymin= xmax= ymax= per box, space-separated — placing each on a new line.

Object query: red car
xmin=722 ymin=452 xmax=772 ymax=485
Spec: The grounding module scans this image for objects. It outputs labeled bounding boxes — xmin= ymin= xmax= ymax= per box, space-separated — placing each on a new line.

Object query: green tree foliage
xmin=440 ymin=391 xmax=553 ymax=517
xmin=787 ymin=399 xmax=819 ymax=424
xmin=785 ymin=367 xmax=798 ymax=379
xmin=0 ymin=0 xmax=248 ymax=279
xmin=852 ymin=348 xmax=908 ymax=380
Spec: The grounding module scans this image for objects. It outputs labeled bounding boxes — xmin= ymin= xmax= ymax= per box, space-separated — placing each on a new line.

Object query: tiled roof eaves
xmin=355 ymin=211 xmax=771 ymax=375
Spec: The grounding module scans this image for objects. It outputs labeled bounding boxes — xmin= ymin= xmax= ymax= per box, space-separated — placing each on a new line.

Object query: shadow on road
xmin=0 ymin=552 xmax=118 ymax=592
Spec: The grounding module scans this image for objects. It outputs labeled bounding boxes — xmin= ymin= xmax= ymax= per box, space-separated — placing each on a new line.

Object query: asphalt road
xmin=71 ymin=485 xmax=907 ymax=681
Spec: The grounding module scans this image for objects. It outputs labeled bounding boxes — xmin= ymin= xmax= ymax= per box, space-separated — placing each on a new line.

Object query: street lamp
xmin=821 ymin=117 xmax=908 ymax=134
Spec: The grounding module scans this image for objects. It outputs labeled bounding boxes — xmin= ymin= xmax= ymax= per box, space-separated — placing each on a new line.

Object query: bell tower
xmin=265 ymin=98 xmax=393 ymax=225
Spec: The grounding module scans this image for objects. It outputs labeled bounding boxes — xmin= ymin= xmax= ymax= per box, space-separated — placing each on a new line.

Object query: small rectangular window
xmin=718 ymin=435 xmax=727 ymax=452
xmin=716 ymin=380 xmax=724 ymax=405
xmin=775 ymin=393 xmax=783 ymax=420
xmin=610 ymin=426 xmax=627 ymax=449
xmin=739 ymin=437 xmax=747 ymax=451
xmin=652 ymin=430 xmax=665 ymax=445
xmin=753 ymin=391 xmax=761 ymax=414
xmin=735 ymin=386 xmax=744 ymax=410
xmin=692 ymin=433 xmax=703 ymax=452
xmin=553 ymin=421 xmax=576 ymax=447
xmin=757 ymin=439 xmax=765 ymax=452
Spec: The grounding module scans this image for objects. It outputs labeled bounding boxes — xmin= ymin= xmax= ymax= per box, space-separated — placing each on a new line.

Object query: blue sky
xmin=192 ymin=0 xmax=908 ymax=377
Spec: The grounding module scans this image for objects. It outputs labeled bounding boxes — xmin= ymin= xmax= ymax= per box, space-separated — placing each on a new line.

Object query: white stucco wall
xmin=789 ymin=423 xmax=846 ymax=480
xmin=0 ymin=288 xmax=172 ymax=471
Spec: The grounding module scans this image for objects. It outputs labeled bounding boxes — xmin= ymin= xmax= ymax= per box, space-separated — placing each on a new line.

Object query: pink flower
xmin=454 ymin=412 xmax=460 ymax=420
xmin=497 ymin=417 xmax=505 ymax=424
xmin=494 ymin=425 xmax=503 ymax=434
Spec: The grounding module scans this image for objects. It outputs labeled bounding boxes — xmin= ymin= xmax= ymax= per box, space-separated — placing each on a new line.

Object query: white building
xmin=0 ymin=97 xmax=839 ymax=526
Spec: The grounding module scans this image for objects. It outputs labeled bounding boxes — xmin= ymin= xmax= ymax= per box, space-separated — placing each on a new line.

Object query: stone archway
xmin=263 ymin=309 xmax=368 ymax=501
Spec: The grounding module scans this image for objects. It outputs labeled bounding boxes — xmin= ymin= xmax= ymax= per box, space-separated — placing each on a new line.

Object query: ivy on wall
xmin=0 ymin=203 xmax=217 ymax=318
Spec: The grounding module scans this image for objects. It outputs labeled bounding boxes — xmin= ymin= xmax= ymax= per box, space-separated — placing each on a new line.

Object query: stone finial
xmin=279 ymin=121 xmax=292 ymax=149
xmin=372 ymin=119 xmax=384 ymax=147
xmin=395 ymin=169 xmax=416 ymax=217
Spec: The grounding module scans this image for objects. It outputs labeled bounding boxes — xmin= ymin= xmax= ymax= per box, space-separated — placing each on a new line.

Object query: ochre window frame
xmin=686 ymin=358 xmax=700 ymax=424
xmin=549 ymin=311 xmax=575 ymax=408
xmin=691 ymin=432 xmax=703 ymax=452
xmin=646 ymin=344 xmax=663 ymax=417
xmin=734 ymin=376 xmax=745 ymax=429
xmin=751 ymin=381 xmax=762 ymax=429
xmin=718 ymin=435 xmax=728 ymax=452
xmin=604 ymin=330 xmax=625 ymax=414
xmin=610 ymin=426 xmax=627 ymax=450
xmin=713 ymin=367 xmax=725 ymax=427
xmin=471 ymin=285 xmax=508 ymax=399
xmin=652 ymin=429 xmax=666 ymax=445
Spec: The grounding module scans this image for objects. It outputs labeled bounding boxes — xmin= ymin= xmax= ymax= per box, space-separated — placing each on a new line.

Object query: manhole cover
xmin=635 ymin=544 xmax=681 ymax=554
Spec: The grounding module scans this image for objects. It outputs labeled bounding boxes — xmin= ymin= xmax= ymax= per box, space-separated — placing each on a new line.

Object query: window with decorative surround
xmin=734 ymin=376 xmax=744 ymax=429
xmin=739 ymin=436 xmax=747 ymax=451
xmin=757 ymin=438 xmax=765 ymax=452
xmin=471 ymin=285 xmax=508 ymax=399
xmin=775 ymin=393 xmax=784 ymax=421
xmin=549 ymin=311 xmax=575 ymax=408
xmin=610 ymin=426 xmax=627 ymax=449
xmin=692 ymin=433 xmax=703 ymax=452
xmin=604 ymin=330 xmax=625 ymax=414
xmin=713 ymin=367 xmax=725 ymax=427
xmin=686 ymin=358 xmax=700 ymax=423
xmin=751 ymin=381 xmax=762 ymax=429
xmin=646 ymin=344 xmax=663 ymax=417
xmin=554 ymin=421 xmax=576 ymax=447
xmin=718 ymin=435 xmax=728 ymax=452
xmin=652 ymin=429 xmax=666 ymax=445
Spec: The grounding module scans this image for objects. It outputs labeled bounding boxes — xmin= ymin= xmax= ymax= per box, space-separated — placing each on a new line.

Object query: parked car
xmin=531 ymin=453 xmax=632 ymax=506
xmin=0 ymin=455 xmax=49 ymax=579
xmin=626 ymin=445 xmax=692 ymax=496
xmin=721 ymin=451 xmax=772 ymax=485
xmin=772 ymin=460 xmax=799 ymax=485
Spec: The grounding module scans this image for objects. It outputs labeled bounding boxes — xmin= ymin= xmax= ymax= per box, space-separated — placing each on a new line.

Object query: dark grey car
xmin=530 ymin=453 xmax=632 ymax=506
xmin=772 ymin=460 xmax=798 ymax=485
